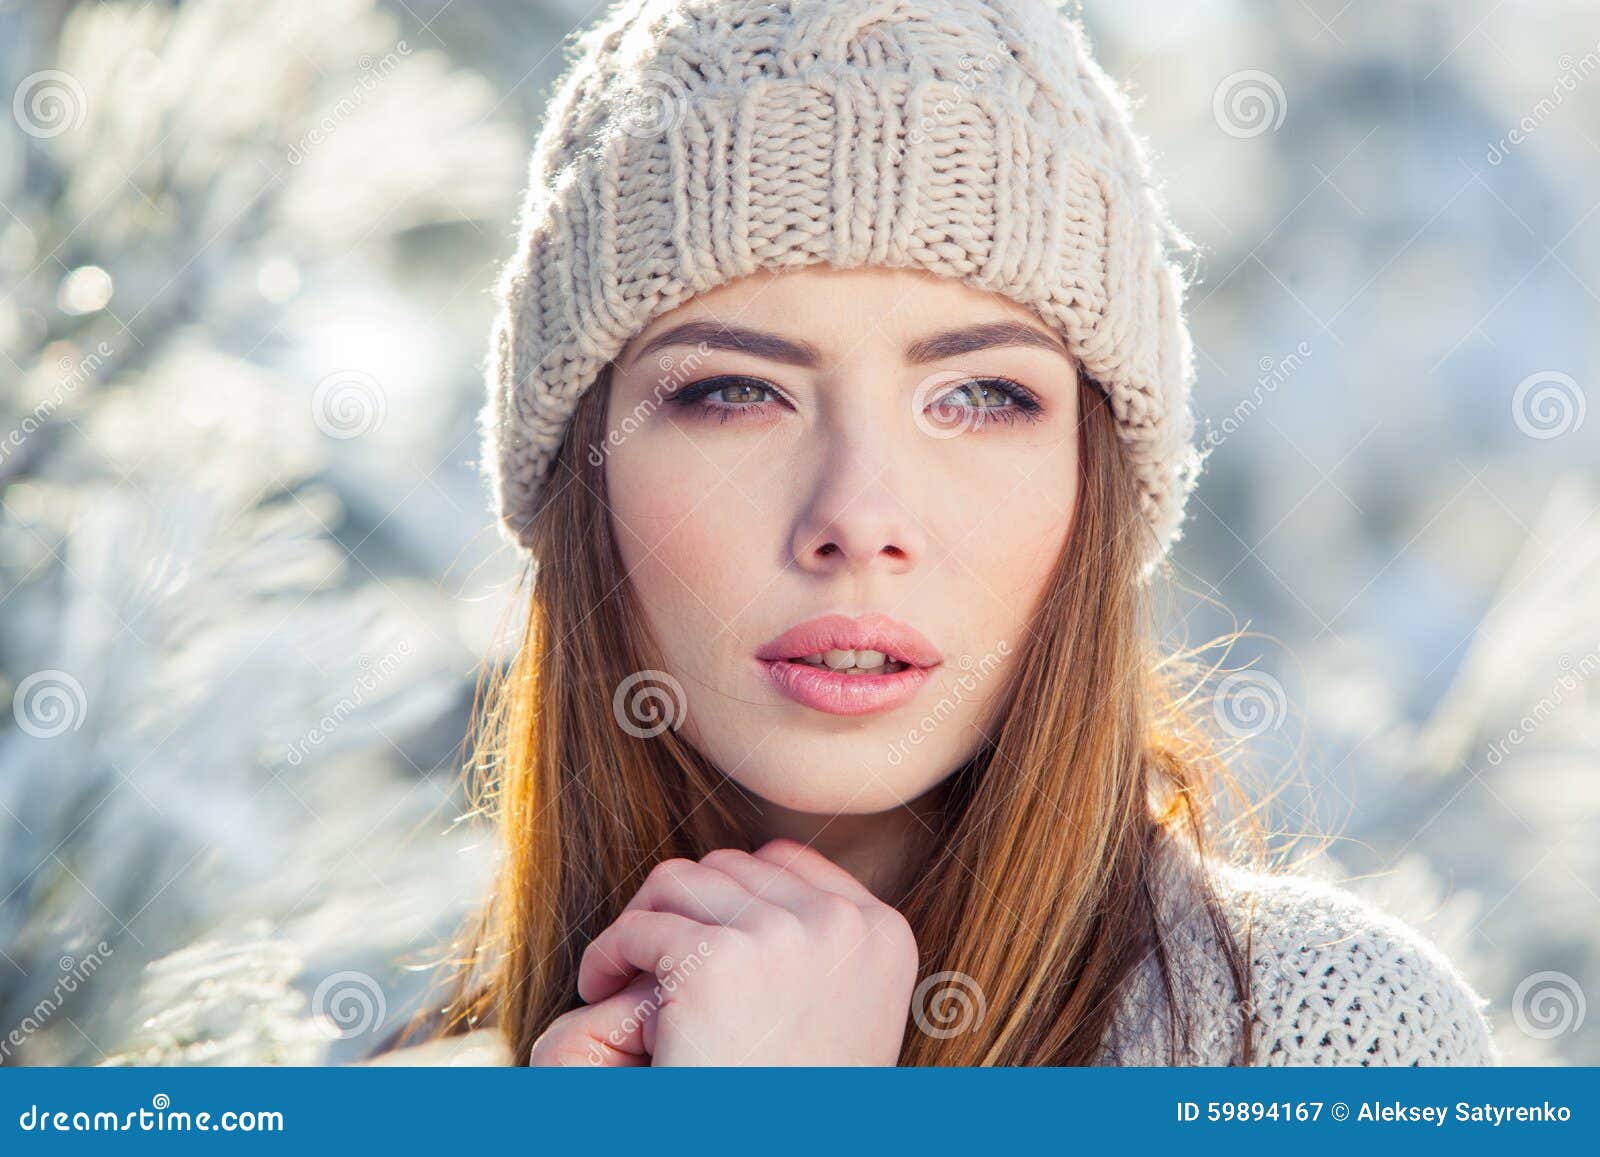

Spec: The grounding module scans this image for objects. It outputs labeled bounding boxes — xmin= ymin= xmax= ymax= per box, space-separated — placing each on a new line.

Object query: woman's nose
xmin=787 ymin=433 xmax=927 ymax=577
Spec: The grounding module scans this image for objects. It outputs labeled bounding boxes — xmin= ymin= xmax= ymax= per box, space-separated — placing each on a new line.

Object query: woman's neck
xmin=732 ymin=783 xmax=950 ymax=904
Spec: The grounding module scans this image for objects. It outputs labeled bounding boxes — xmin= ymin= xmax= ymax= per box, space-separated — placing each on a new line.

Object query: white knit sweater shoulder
xmin=1098 ymin=828 xmax=1500 ymax=1066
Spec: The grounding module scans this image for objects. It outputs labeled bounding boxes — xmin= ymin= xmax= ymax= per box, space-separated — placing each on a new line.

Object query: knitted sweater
xmin=372 ymin=834 xmax=1499 ymax=1067
xmin=1096 ymin=828 xmax=1499 ymax=1065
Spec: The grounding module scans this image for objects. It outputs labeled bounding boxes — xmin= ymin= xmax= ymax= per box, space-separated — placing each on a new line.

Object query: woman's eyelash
xmin=666 ymin=374 xmax=1045 ymax=424
xmin=665 ymin=376 xmax=783 ymax=423
xmin=939 ymin=377 xmax=1045 ymax=422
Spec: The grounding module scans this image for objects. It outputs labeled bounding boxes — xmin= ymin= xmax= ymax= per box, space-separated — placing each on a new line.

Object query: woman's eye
xmin=930 ymin=377 xmax=1044 ymax=426
xmin=666 ymin=373 xmax=1044 ymax=429
xmin=667 ymin=376 xmax=781 ymax=423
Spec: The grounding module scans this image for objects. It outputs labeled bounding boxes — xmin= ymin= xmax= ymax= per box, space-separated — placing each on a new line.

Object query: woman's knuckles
xmin=745 ymin=900 xmax=807 ymax=941
xmin=751 ymin=838 xmax=824 ymax=875
xmin=697 ymin=847 xmax=751 ymax=872
xmin=573 ymin=847 xmax=921 ymax=1063
xmin=643 ymin=857 xmax=711 ymax=894
xmin=868 ymin=906 xmax=919 ymax=965
xmin=808 ymin=890 xmax=865 ymax=934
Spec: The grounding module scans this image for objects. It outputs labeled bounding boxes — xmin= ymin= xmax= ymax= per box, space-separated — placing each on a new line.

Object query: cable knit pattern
xmin=1098 ymin=829 xmax=1500 ymax=1066
xmin=482 ymin=0 xmax=1204 ymax=575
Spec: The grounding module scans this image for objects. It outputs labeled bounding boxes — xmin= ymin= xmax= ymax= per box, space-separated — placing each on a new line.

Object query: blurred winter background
xmin=0 ymin=0 xmax=1595 ymax=1066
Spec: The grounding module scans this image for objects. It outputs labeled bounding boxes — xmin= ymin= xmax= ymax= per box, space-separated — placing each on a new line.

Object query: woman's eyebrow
xmin=903 ymin=320 xmax=1072 ymax=364
xmin=624 ymin=318 xmax=1071 ymax=370
xmin=626 ymin=321 xmax=822 ymax=369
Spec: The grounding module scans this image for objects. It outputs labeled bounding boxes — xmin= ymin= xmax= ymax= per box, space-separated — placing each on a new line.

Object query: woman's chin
xmin=726 ymin=767 xmax=938 ymax=818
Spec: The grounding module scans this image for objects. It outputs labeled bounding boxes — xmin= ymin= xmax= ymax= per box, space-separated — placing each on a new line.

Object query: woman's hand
xmin=526 ymin=972 xmax=659 ymax=1066
xmin=530 ymin=838 xmax=918 ymax=1066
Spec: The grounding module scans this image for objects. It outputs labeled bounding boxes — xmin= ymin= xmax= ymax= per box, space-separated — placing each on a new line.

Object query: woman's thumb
xmin=527 ymin=974 xmax=661 ymax=1066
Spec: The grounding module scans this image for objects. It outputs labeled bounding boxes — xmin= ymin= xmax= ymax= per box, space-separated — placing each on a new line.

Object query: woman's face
xmin=603 ymin=265 xmax=1081 ymax=815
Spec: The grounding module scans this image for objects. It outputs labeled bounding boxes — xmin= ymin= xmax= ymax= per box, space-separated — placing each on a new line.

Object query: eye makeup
xmin=663 ymin=374 xmax=1046 ymax=426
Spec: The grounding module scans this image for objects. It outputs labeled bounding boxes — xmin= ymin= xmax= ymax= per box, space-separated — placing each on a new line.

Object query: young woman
xmin=394 ymin=0 xmax=1498 ymax=1066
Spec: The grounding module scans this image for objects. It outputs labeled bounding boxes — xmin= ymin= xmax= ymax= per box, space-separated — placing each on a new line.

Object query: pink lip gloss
xmin=756 ymin=657 xmax=936 ymax=717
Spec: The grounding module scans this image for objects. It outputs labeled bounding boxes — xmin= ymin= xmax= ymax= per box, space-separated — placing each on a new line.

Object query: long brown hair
xmin=400 ymin=361 xmax=1260 ymax=1065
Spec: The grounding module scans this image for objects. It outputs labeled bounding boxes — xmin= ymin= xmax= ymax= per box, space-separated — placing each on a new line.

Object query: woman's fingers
xmin=698 ymin=846 xmax=832 ymax=912
xmin=750 ymin=838 xmax=878 ymax=905
xmin=580 ymin=848 xmax=853 ymax=1010
xmin=567 ymin=843 xmax=918 ymax=1065
xmin=578 ymin=908 xmax=718 ymax=1004
xmin=528 ymin=974 xmax=659 ymax=1066
xmin=621 ymin=857 xmax=762 ymax=926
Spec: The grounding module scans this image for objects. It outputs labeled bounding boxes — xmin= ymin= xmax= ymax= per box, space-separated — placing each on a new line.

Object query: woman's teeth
xmin=788 ymin=649 xmax=908 ymax=675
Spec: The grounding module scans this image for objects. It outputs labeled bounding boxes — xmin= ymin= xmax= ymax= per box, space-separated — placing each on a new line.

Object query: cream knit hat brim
xmin=484 ymin=0 xmax=1203 ymax=573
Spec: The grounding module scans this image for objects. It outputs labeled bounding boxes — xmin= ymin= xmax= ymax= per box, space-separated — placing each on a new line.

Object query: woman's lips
xmin=754 ymin=612 xmax=942 ymax=670
xmin=756 ymin=657 xmax=936 ymax=717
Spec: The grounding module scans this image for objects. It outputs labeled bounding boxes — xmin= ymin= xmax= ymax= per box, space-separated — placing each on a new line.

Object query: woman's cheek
xmin=610 ymin=459 xmax=758 ymax=632
xmin=611 ymin=408 xmax=782 ymax=505
xmin=608 ymin=426 xmax=714 ymax=538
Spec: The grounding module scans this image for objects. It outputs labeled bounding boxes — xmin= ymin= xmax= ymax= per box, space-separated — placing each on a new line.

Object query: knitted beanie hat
xmin=482 ymin=0 xmax=1203 ymax=572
